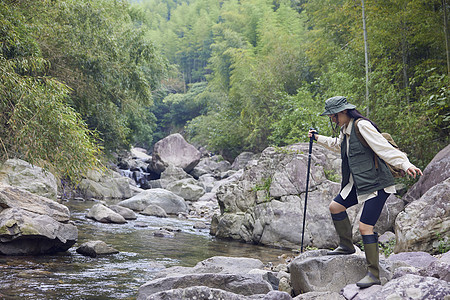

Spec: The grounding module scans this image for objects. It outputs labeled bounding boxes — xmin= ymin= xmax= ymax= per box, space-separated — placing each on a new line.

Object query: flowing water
xmin=0 ymin=200 xmax=291 ymax=300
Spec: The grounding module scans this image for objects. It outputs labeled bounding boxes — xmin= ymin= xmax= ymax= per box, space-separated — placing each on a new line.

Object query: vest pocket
xmin=351 ymin=158 xmax=379 ymax=191
xmin=351 ymin=158 xmax=374 ymax=174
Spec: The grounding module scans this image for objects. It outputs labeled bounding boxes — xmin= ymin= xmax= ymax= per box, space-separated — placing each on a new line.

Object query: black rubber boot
xmin=357 ymin=233 xmax=381 ymax=288
xmin=327 ymin=211 xmax=355 ymax=255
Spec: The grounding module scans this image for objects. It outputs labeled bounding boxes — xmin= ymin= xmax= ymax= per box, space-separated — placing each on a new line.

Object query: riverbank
xmin=0 ymin=199 xmax=290 ymax=299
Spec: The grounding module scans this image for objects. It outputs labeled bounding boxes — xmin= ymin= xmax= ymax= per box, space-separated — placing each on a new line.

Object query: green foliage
xmin=135 ymin=0 xmax=220 ymax=84
xmin=147 ymin=0 xmax=448 ymax=168
xmin=436 ymin=233 xmax=450 ymax=254
xmin=153 ymin=81 xmax=208 ymax=141
xmin=269 ymin=87 xmax=330 ymax=146
xmin=380 ymin=239 xmax=396 ymax=258
xmin=252 ymin=176 xmax=272 ymax=201
xmin=186 ymin=0 xmax=315 ymax=157
xmin=323 ymin=169 xmax=340 ymax=183
xmin=0 ymin=3 xmax=102 ymax=181
xmin=34 ymin=0 xmax=166 ymax=152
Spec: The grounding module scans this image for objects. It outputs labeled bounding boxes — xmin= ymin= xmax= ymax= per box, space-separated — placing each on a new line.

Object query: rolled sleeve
xmin=356 ymin=120 xmax=414 ymax=171
xmin=316 ymin=134 xmax=343 ymax=153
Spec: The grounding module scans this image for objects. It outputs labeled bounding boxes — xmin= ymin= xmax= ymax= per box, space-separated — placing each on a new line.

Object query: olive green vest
xmin=341 ymin=121 xmax=395 ymax=195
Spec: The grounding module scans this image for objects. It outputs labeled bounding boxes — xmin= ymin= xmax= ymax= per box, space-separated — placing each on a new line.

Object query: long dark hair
xmin=346 ymin=109 xmax=381 ymax=132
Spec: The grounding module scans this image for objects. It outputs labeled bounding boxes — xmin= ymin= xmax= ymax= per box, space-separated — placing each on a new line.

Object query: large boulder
xmin=363 ymin=274 xmax=449 ymax=299
xmin=154 ymin=256 xmax=265 ymax=279
xmin=76 ymin=240 xmax=119 ymax=257
xmin=117 ymin=188 xmax=188 ymax=214
xmin=109 ymin=205 xmax=137 ymax=220
xmin=160 ymin=165 xmax=193 ymax=188
xmin=165 ymin=178 xmax=205 ymax=201
xmin=145 ymin=287 xmax=292 ymax=300
xmin=0 ymin=159 xmax=58 ymax=200
xmin=231 ymin=152 xmax=257 ymax=170
xmin=138 ymin=256 xmax=277 ymax=300
xmin=150 ymin=133 xmax=201 ymax=174
xmin=394 ymin=177 xmax=450 ymax=253
xmin=190 ymin=155 xmax=231 ymax=178
xmin=213 ymin=144 xmax=396 ymax=249
xmin=213 ymin=144 xmax=341 ymax=249
xmin=0 ymin=207 xmax=77 ymax=255
xmin=86 ymin=203 xmax=127 ymax=224
xmin=213 ymin=143 xmax=406 ymax=248
xmin=77 ymin=169 xmax=136 ymax=200
xmin=403 ymin=143 xmax=450 ymax=203
xmin=289 ymin=251 xmax=390 ymax=295
xmin=138 ymin=273 xmax=273 ymax=300
xmin=0 ymin=185 xmax=70 ymax=222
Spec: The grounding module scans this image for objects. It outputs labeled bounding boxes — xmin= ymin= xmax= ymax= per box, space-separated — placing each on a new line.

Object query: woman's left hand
xmin=407 ymin=166 xmax=423 ymax=178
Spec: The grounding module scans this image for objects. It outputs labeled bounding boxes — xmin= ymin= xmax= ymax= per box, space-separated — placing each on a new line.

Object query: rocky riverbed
xmin=0 ymin=134 xmax=449 ymax=299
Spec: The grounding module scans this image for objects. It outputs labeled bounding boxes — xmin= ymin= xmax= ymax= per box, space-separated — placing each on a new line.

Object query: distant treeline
xmin=140 ymin=0 xmax=449 ymax=167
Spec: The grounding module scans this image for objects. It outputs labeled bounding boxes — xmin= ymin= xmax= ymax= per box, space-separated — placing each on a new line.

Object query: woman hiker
xmin=308 ymin=96 xmax=423 ymax=288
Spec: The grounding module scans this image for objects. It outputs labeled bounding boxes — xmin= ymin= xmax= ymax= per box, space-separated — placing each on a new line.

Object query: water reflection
xmin=0 ymin=200 xmax=291 ymax=299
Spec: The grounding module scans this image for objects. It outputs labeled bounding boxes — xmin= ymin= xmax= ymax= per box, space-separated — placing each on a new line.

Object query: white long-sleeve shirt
xmin=316 ymin=119 xmax=414 ymax=202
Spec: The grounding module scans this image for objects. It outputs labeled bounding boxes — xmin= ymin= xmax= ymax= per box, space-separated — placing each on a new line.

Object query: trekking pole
xmin=301 ymin=128 xmax=317 ymax=253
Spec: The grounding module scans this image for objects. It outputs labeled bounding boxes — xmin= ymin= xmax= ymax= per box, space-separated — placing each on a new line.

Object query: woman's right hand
xmin=308 ymin=130 xmax=317 ymax=140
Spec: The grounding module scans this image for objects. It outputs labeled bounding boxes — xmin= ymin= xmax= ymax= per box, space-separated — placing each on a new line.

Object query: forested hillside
xmin=1 ymin=0 xmax=166 ymax=180
xmin=1 ymin=0 xmax=449 ymax=182
xmin=139 ymin=0 xmax=449 ymax=165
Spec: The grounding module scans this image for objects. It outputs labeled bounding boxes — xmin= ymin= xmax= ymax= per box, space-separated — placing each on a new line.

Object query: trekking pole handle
xmin=309 ymin=128 xmax=318 ymax=142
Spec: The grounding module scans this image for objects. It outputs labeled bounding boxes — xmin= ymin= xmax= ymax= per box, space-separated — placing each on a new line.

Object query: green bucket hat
xmin=320 ymin=96 xmax=356 ymax=116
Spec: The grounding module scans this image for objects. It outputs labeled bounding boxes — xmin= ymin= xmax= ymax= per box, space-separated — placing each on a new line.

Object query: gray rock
xmin=142 ymin=204 xmax=168 ymax=218
xmin=145 ymin=286 xmax=247 ymax=300
xmin=394 ymin=178 xmax=450 ymax=253
xmin=198 ymin=174 xmax=216 ymax=193
xmin=293 ymin=291 xmax=344 ymax=300
xmin=150 ymin=133 xmax=201 ymax=174
xmin=391 ymin=266 xmax=421 ymax=279
xmin=137 ymin=273 xmax=272 ymax=300
xmin=117 ymin=188 xmax=188 ymax=214
xmin=0 ymin=208 xmax=77 ymax=255
xmin=403 ymin=143 xmax=450 ymax=203
xmin=388 ymin=251 xmax=437 ymax=269
xmin=76 ymin=240 xmax=119 ymax=257
xmin=251 ymin=291 xmax=293 ymax=300
xmin=159 ymin=165 xmax=193 ymax=189
xmin=0 ymin=185 xmax=70 ymax=222
xmin=341 ymin=284 xmax=383 ymax=300
xmin=153 ymin=229 xmax=175 ymax=238
xmin=231 ymin=152 xmax=256 ymax=170
xmin=379 ymin=231 xmax=396 ymax=246
xmin=213 ymin=144 xmax=379 ymax=249
xmin=0 ymin=159 xmax=58 ymax=200
xmin=130 ymin=147 xmax=152 ymax=161
xmin=154 ymin=256 xmax=265 ymax=279
xmin=367 ymin=274 xmax=450 ymax=299
xmin=191 ymin=155 xmax=232 ymax=178
xmin=165 ymin=178 xmax=205 ymax=201
xmin=193 ymin=221 xmax=207 ymax=229
xmin=77 ymin=169 xmax=134 ymax=200
xmin=86 ymin=203 xmax=127 ymax=224
xmin=109 ymin=205 xmax=137 ymax=220
xmin=419 ymin=252 xmax=450 ymax=282
xmin=289 ymin=253 xmax=390 ymax=295
xmin=278 ymin=277 xmax=292 ymax=296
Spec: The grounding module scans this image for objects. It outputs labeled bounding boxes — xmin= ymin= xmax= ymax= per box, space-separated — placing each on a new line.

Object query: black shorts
xmin=333 ymin=186 xmax=390 ymax=226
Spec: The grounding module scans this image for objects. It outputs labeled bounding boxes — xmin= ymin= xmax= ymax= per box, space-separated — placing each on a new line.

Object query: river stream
xmin=0 ymin=199 xmax=291 ymax=300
